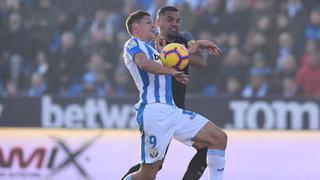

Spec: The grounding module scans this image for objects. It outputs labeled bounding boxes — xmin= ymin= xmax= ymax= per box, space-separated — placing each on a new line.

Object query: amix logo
xmin=0 ymin=135 xmax=100 ymax=179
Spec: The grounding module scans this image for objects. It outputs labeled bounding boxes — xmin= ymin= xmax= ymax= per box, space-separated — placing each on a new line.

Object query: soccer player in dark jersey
xmin=122 ymin=6 xmax=220 ymax=180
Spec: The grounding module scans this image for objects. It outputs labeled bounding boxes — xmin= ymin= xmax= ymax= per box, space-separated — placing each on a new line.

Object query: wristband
xmin=188 ymin=40 xmax=196 ymax=47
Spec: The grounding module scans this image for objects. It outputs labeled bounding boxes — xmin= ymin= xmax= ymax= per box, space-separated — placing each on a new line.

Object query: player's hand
xmin=172 ymin=71 xmax=189 ymax=85
xmin=188 ymin=40 xmax=221 ymax=56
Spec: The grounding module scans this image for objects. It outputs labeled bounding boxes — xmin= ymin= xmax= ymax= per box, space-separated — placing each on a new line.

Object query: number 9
xmin=149 ymin=135 xmax=157 ymax=148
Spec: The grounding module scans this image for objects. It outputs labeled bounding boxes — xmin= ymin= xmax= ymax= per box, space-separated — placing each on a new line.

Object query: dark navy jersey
xmin=151 ymin=31 xmax=194 ymax=109
xmin=171 ymin=31 xmax=194 ymax=109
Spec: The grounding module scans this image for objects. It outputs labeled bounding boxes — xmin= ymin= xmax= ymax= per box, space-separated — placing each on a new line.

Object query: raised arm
xmin=188 ymin=40 xmax=221 ymax=68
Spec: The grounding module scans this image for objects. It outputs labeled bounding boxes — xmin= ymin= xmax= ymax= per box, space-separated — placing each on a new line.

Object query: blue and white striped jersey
xmin=123 ymin=37 xmax=175 ymax=108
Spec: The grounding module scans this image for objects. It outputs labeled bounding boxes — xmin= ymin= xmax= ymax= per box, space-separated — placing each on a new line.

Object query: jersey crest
xmin=127 ymin=40 xmax=137 ymax=49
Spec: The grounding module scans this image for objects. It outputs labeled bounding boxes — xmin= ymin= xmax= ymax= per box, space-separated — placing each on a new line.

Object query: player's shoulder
xmin=175 ymin=31 xmax=194 ymax=47
xmin=124 ymin=37 xmax=140 ymax=49
xmin=178 ymin=31 xmax=194 ymax=42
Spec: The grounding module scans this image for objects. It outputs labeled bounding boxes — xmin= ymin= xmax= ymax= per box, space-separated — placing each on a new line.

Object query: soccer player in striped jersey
xmin=123 ymin=6 xmax=221 ymax=180
xmin=122 ymin=10 xmax=227 ymax=180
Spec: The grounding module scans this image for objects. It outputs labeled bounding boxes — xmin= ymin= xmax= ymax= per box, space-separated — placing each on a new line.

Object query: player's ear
xmin=156 ymin=18 xmax=160 ymax=26
xmin=132 ymin=23 xmax=139 ymax=32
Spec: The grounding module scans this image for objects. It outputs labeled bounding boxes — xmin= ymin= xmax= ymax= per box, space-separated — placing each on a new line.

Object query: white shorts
xmin=135 ymin=103 xmax=209 ymax=164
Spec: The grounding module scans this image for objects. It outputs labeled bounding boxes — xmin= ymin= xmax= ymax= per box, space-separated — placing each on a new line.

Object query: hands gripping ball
xmin=160 ymin=43 xmax=190 ymax=71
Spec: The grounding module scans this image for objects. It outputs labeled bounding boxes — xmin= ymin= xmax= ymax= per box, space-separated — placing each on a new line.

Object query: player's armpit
xmin=133 ymin=53 xmax=152 ymax=68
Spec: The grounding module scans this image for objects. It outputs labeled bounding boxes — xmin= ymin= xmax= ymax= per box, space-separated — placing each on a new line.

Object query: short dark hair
xmin=125 ymin=10 xmax=151 ymax=36
xmin=157 ymin=6 xmax=178 ymax=18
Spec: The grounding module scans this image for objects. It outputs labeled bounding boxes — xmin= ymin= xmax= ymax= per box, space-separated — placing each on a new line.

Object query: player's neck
xmin=133 ymin=33 xmax=150 ymax=42
xmin=136 ymin=36 xmax=149 ymax=42
xmin=158 ymin=33 xmax=175 ymax=43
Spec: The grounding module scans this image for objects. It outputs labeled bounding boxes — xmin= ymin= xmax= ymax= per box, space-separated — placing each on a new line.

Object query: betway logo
xmin=228 ymin=101 xmax=319 ymax=129
xmin=42 ymin=96 xmax=137 ymax=128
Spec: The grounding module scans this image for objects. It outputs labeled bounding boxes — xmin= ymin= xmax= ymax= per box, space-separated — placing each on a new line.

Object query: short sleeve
xmin=125 ymin=38 xmax=144 ymax=59
xmin=180 ymin=31 xmax=195 ymax=42
xmin=179 ymin=31 xmax=195 ymax=48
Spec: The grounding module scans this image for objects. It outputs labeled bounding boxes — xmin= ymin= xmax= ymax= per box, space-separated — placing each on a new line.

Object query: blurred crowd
xmin=0 ymin=0 xmax=320 ymax=98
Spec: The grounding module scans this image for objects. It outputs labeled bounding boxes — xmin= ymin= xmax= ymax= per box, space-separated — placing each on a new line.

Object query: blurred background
xmin=0 ymin=0 xmax=320 ymax=179
xmin=0 ymin=0 xmax=320 ymax=97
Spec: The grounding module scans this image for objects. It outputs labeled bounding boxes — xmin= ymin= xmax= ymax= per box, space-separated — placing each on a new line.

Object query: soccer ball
xmin=160 ymin=43 xmax=190 ymax=71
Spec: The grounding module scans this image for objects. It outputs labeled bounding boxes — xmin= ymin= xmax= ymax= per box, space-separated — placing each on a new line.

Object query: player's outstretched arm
xmin=134 ymin=53 xmax=189 ymax=84
xmin=189 ymin=40 xmax=221 ymax=55
xmin=188 ymin=40 xmax=221 ymax=68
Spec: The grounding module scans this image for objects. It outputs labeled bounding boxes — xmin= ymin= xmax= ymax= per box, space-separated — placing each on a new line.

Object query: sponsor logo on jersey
xmin=154 ymin=54 xmax=160 ymax=60
xmin=153 ymin=54 xmax=162 ymax=65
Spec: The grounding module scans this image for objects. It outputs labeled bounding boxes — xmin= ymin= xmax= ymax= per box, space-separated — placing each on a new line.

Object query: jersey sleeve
xmin=125 ymin=38 xmax=144 ymax=60
xmin=180 ymin=31 xmax=195 ymax=48
xmin=180 ymin=31 xmax=195 ymax=42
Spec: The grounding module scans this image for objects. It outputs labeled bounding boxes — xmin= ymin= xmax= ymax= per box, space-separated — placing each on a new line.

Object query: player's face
xmin=157 ymin=11 xmax=181 ymax=40
xmin=136 ymin=16 xmax=155 ymax=41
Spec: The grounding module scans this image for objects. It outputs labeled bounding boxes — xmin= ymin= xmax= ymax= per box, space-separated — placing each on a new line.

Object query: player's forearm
xmin=134 ymin=53 xmax=176 ymax=75
xmin=189 ymin=51 xmax=207 ymax=68
xmin=140 ymin=60 xmax=176 ymax=75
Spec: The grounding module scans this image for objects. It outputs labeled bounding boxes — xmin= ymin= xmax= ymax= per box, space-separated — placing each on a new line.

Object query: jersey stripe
xmin=140 ymin=41 xmax=156 ymax=104
xmin=136 ymin=105 xmax=146 ymax=162
xmin=138 ymin=68 xmax=149 ymax=106
xmin=154 ymin=75 xmax=160 ymax=102
xmin=144 ymin=42 xmax=161 ymax=103
xmin=123 ymin=37 xmax=175 ymax=107
xmin=165 ymin=75 xmax=173 ymax=105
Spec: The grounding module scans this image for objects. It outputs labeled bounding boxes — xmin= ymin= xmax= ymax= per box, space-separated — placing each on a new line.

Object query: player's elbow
xmin=190 ymin=59 xmax=207 ymax=68
xmin=198 ymin=60 xmax=207 ymax=68
xmin=139 ymin=61 xmax=152 ymax=71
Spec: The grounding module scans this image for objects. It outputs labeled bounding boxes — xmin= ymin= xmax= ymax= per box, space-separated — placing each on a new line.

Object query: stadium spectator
xmin=82 ymin=53 xmax=114 ymax=96
xmin=89 ymin=9 xmax=115 ymax=44
xmin=224 ymin=76 xmax=242 ymax=97
xmin=244 ymin=31 xmax=268 ymax=63
xmin=4 ymin=80 xmax=18 ymax=97
xmin=296 ymin=47 xmax=320 ymax=97
xmin=193 ymin=0 xmax=227 ymax=44
xmin=216 ymin=47 xmax=248 ymax=94
xmin=304 ymin=6 xmax=320 ymax=41
xmin=275 ymin=12 xmax=290 ymax=34
xmin=241 ymin=70 xmax=270 ymax=98
xmin=271 ymin=53 xmax=297 ymax=95
xmin=2 ymin=12 xmax=30 ymax=82
xmin=281 ymin=0 xmax=308 ymax=46
xmin=301 ymin=39 xmax=318 ymax=66
xmin=274 ymin=32 xmax=299 ymax=71
xmin=281 ymin=77 xmax=300 ymax=98
xmin=27 ymin=73 xmax=47 ymax=97
xmin=225 ymin=0 xmax=251 ymax=44
xmin=0 ymin=0 xmax=319 ymax=97
xmin=113 ymin=51 xmax=134 ymax=96
xmin=29 ymin=0 xmax=58 ymax=51
xmin=32 ymin=50 xmax=49 ymax=76
xmin=251 ymin=15 xmax=275 ymax=60
xmin=48 ymin=31 xmax=85 ymax=95
xmin=241 ymin=53 xmax=272 ymax=98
